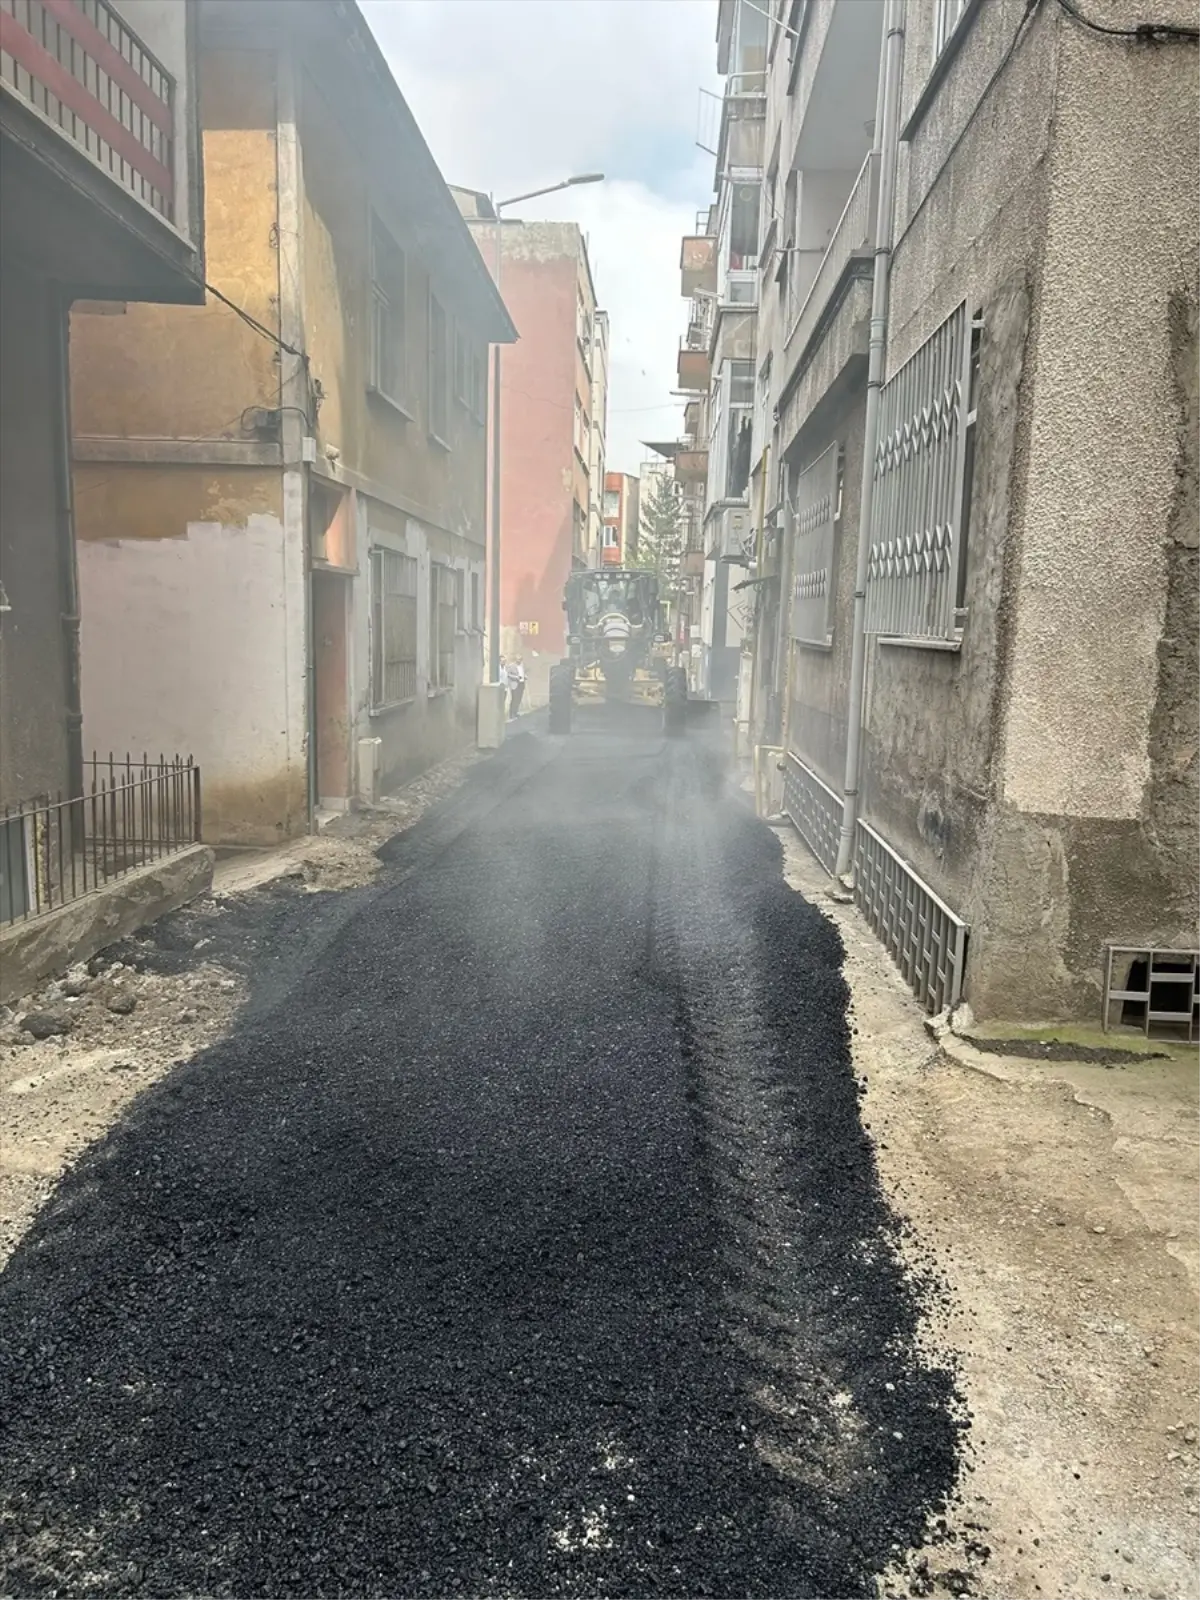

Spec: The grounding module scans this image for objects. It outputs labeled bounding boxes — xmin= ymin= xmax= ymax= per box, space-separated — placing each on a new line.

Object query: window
xmin=369 ymin=215 xmax=407 ymax=405
xmin=370 ymin=548 xmax=418 ymax=708
xmin=935 ymin=0 xmax=969 ymax=55
xmin=729 ymin=359 xmax=755 ymax=406
xmin=428 ymin=292 xmax=450 ymax=444
xmin=603 ymin=525 xmax=619 ymax=549
xmin=602 ymin=488 xmax=620 ymax=518
xmin=729 ymin=184 xmax=761 ymax=271
xmin=573 ymin=394 xmax=590 ymax=461
xmin=470 ymin=347 xmax=487 ymax=423
xmin=470 ymin=570 xmax=482 ymax=632
xmin=430 ymin=562 xmax=457 ymax=688
xmin=453 ymin=326 xmax=469 ymax=407
xmin=453 ymin=566 xmax=466 ymax=632
xmin=572 ymin=500 xmax=585 ymax=559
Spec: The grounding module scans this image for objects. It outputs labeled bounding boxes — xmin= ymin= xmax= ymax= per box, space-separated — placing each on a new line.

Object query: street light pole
xmin=486 ymin=173 xmax=604 ymax=685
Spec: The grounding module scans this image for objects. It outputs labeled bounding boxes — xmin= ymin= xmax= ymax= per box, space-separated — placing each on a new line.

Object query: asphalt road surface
xmin=0 ymin=726 xmax=963 ymax=1598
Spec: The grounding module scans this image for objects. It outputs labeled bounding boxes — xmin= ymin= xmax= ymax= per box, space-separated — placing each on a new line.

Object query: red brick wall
xmin=497 ymin=254 xmax=577 ymax=658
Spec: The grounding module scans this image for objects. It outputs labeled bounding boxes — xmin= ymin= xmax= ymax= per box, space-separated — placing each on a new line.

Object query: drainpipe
xmin=833 ymin=0 xmax=905 ymax=881
xmin=51 ymin=293 xmax=84 ymax=806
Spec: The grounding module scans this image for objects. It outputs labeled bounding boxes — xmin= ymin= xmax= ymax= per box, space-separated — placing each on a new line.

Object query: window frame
xmin=427 ymin=289 xmax=451 ymax=449
xmin=429 ymin=560 xmax=457 ymax=690
xmin=369 ymin=546 xmax=419 ymax=712
xmin=368 ymin=212 xmax=409 ymax=413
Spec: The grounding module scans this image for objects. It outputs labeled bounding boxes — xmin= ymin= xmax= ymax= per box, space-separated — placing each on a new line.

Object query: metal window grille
xmin=781 ymin=752 xmax=842 ymax=877
xmin=853 ymin=820 xmax=968 ymax=1013
xmin=866 ymin=300 xmax=973 ymax=640
xmin=430 ymin=562 xmax=456 ymax=689
xmin=1103 ymin=947 xmax=1199 ymax=1043
xmin=370 ymin=547 xmax=418 ymax=708
xmin=789 ymin=442 xmax=841 ymax=645
xmin=369 ymin=216 xmax=406 ymax=403
xmin=1 ymin=755 xmax=200 ymax=928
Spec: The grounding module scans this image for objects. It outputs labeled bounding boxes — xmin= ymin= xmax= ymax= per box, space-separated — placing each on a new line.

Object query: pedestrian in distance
xmin=497 ymin=654 xmax=508 ymax=717
xmin=505 ymin=656 xmax=526 ymax=719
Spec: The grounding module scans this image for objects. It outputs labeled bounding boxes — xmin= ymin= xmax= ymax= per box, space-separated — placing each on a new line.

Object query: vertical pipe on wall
xmin=833 ymin=0 xmax=906 ymax=881
xmin=488 ymin=210 xmax=502 ymax=687
xmin=50 ymin=292 xmax=84 ymax=808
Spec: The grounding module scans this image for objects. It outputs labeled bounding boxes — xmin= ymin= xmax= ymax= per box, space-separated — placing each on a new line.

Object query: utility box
xmin=477 ymin=683 xmax=506 ymax=750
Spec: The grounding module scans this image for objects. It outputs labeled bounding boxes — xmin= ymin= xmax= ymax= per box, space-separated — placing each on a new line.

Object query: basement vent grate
xmin=782 ymin=752 xmax=842 ymax=876
xmin=1103 ymin=947 xmax=1199 ymax=1043
xmin=852 ymin=820 xmax=968 ymax=1015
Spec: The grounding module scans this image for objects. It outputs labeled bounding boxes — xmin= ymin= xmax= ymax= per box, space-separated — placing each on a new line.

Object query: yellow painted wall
xmin=298 ymin=68 xmax=488 ymax=543
xmin=70 ymin=48 xmax=280 ymax=442
xmin=73 ymin=465 xmax=282 ymax=543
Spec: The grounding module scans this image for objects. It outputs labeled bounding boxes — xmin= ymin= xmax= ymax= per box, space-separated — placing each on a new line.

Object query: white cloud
xmin=359 ymin=0 xmax=720 ymax=472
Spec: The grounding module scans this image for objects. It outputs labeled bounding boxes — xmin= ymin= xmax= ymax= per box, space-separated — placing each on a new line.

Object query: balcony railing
xmin=681 ymin=233 xmax=717 ymax=298
xmin=0 ymin=0 xmax=176 ymax=221
xmin=675 ymin=446 xmax=708 ymax=485
xmin=677 ymin=345 xmax=711 ymax=393
xmin=786 ymin=149 xmax=878 ymax=364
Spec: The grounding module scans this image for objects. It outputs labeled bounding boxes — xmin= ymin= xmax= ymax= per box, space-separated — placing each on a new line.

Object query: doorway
xmin=311 ymin=569 xmax=351 ymax=813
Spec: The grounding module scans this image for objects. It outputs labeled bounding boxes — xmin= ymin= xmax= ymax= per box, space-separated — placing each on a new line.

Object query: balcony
xmin=680 ymin=233 xmax=717 ymax=298
xmin=677 ymin=344 xmax=711 ymax=393
xmin=675 ymin=447 xmax=708 ymax=485
xmin=684 ymin=399 xmax=701 ymax=435
xmin=786 ymin=149 xmax=878 ymax=367
xmin=1 ymin=0 xmax=176 ymax=220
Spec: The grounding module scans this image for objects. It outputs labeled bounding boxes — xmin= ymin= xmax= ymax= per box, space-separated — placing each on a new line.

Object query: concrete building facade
xmin=601 ymin=472 xmax=639 ymax=567
xmin=725 ymin=0 xmax=1199 ymax=1025
xmin=1 ymin=0 xmax=204 ymax=840
xmin=67 ymin=0 xmax=514 ymax=846
xmin=587 ymin=310 xmax=610 ymax=568
xmin=455 ymin=204 xmax=602 ymax=699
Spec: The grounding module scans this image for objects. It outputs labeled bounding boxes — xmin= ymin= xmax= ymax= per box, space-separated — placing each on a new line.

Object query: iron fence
xmin=1 ymin=753 xmax=200 ymax=926
xmin=853 ymin=819 xmax=968 ymax=1014
xmin=782 ymin=752 xmax=842 ymax=877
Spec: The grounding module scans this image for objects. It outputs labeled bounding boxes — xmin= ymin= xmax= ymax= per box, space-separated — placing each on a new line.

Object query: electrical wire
xmin=202 ymin=279 xmax=308 ymax=362
xmin=1053 ymin=0 xmax=1199 ymax=41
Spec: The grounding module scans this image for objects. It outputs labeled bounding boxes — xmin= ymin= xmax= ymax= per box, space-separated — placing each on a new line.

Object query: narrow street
xmin=0 ymin=730 xmax=963 ymax=1598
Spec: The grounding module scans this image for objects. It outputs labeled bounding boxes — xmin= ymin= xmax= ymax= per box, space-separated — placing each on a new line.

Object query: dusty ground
xmin=779 ymin=836 xmax=1199 ymax=1600
xmin=0 ymin=748 xmax=486 ymax=1267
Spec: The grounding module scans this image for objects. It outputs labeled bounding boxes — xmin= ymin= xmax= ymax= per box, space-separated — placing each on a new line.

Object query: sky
xmin=359 ymin=0 xmax=721 ymax=474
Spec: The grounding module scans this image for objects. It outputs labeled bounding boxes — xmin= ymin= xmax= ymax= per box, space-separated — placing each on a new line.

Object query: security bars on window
xmin=789 ymin=442 xmax=840 ymax=645
xmin=782 ymin=753 xmax=842 ymax=877
xmin=370 ymin=548 xmax=418 ymax=709
xmin=866 ymin=300 xmax=973 ymax=640
xmin=853 ymin=820 xmax=968 ymax=1014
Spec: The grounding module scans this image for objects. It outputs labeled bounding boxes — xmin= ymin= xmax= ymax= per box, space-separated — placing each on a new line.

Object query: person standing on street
xmin=497 ymin=655 xmax=508 ymax=718
xmin=505 ymin=656 xmax=526 ymax=720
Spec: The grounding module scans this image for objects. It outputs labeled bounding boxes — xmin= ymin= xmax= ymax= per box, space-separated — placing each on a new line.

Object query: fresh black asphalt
xmin=0 ymin=728 xmax=964 ymax=1597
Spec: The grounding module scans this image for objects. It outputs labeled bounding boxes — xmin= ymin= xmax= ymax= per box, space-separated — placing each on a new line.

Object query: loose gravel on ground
xmin=0 ymin=729 xmax=965 ymax=1597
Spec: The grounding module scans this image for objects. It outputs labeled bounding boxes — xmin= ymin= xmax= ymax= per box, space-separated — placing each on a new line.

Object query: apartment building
xmin=587 ymin=311 xmax=610 ymax=567
xmin=454 ymin=201 xmax=602 ymax=701
xmin=722 ymin=0 xmax=1198 ymax=1026
xmin=600 ymin=472 xmax=639 ymax=567
xmin=68 ymin=0 xmax=514 ymax=845
xmin=1 ymin=0 xmax=204 ymax=832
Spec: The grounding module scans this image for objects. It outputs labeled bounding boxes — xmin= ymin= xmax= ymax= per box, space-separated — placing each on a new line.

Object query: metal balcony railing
xmin=0 ymin=0 xmax=176 ymax=221
xmin=786 ymin=149 xmax=878 ymax=362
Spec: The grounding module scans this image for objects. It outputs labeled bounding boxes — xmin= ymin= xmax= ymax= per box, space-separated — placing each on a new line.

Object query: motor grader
xmin=547 ymin=568 xmax=713 ymax=737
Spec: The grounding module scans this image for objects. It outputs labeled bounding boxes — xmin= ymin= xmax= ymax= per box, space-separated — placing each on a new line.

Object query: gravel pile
xmin=0 ymin=730 xmax=963 ymax=1597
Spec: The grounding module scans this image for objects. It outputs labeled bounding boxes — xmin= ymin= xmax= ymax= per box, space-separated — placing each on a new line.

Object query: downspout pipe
xmin=833 ymin=0 xmax=905 ymax=881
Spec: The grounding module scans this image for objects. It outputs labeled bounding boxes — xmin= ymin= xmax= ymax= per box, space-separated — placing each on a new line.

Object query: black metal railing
xmin=1 ymin=754 xmax=201 ymax=927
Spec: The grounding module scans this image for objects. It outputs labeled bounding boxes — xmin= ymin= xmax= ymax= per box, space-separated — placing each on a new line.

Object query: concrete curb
xmin=0 ymin=844 xmax=214 ymax=1005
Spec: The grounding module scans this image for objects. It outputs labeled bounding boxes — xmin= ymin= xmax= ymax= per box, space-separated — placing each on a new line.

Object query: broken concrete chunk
xmin=19 ymin=1010 xmax=72 ymax=1040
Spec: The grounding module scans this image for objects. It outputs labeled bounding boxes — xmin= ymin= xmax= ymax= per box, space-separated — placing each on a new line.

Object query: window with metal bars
xmin=865 ymin=301 xmax=978 ymax=642
xmin=369 ymin=216 xmax=407 ymax=406
xmin=430 ymin=562 xmax=457 ymax=688
xmin=370 ymin=548 xmax=418 ymax=709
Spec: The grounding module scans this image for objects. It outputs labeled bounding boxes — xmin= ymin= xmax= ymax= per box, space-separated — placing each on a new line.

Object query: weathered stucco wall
xmin=352 ymin=500 xmax=485 ymax=794
xmin=298 ymin=68 xmax=489 ymax=545
xmin=0 ymin=269 xmax=70 ymax=808
xmin=76 ymin=470 xmax=308 ymax=847
xmin=70 ymin=47 xmax=279 ymax=441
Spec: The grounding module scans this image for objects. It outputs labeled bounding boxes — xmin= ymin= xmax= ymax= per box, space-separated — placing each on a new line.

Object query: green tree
xmin=635 ymin=472 xmax=684 ymax=590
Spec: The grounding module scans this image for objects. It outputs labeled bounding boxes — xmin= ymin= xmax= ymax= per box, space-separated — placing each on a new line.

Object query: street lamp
xmin=487 ymin=172 xmax=604 ymax=686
